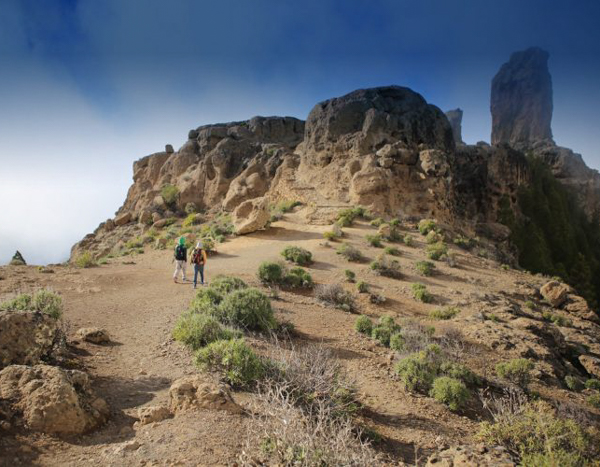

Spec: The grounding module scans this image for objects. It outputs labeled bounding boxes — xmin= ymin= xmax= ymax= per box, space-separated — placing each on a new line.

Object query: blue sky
xmin=1 ymin=0 xmax=600 ymax=264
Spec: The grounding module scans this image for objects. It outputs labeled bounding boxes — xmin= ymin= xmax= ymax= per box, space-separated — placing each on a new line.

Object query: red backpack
xmin=192 ymin=248 xmax=204 ymax=265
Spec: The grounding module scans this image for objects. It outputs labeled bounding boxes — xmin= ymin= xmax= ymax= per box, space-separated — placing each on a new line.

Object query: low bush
xmin=542 ymin=310 xmax=572 ymax=327
xmin=272 ymin=200 xmax=301 ymax=215
xmin=323 ymin=224 xmax=344 ymax=241
xmin=315 ymin=283 xmax=355 ymax=312
xmin=418 ymin=219 xmax=437 ymax=235
xmin=336 ymin=243 xmax=363 ymax=262
xmin=496 ymin=358 xmax=534 ymax=388
xmin=182 ymin=212 xmax=202 ymax=227
xmin=0 ymin=290 xmax=63 ymax=320
xmin=195 ymin=338 xmax=265 ymax=388
xmin=258 ymin=261 xmax=285 ymax=285
xmin=588 ymin=393 xmax=600 ymax=409
xmin=395 ymin=350 xmax=438 ymax=392
xmin=564 ymin=375 xmax=584 ymax=391
xmin=426 ymin=242 xmax=448 ymax=261
xmin=281 ymin=245 xmax=313 ymax=266
xmin=217 ymin=288 xmax=276 ymax=332
xmin=355 ymin=315 xmax=373 ymax=335
xmin=403 ymin=235 xmax=415 ymax=247
xmin=389 ymin=332 xmax=404 ymax=351
xmin=524 ymin=300 xmax=535 ymax=310
xmin=429 ymin=307 xmax=460 ymax=320
xmin=478 ymin=398 xmax=600 ymax=465
xmin=184 ymin=202 xmax=197 ymax=215
xmin=285 ymin=267 xmax=314 ymax=288
xmin=370 ymin=254 xmax=402 ymax=278
xmin=425 ymin=230 xmax=442 ymax=244
xmin=369 ymin=292 xmax=386 ymax=304
xmin=125 ymin=236 xmax=144 ymax=249
xmin=371 ymin=316 xmax=401 ymax=347
xmin=356 ymin=281 xmax=369 ymax=293
xmin=429 ymin=376 xmax=470 ymax=411
xmin=439 ymin=361 xmax=479 ymax=386
xmin=383 ymin=246 xmax=400 ymax=256
xmin=365 ymin=234 xmax=383 ymax=248
xmin=453 ymin=235 xmax=475 ymax=250
xmin=585 ymin=378 xmax=600 ymax=390
xmin=389 ymin=218 xmax=400 ymax=227
xmin=210 ymin=275 xmax=248 ymax=294
xmin=74 ymin=251 xmax=97 ymax=268
xmin=161 ymin=183 xmax=179 ymax=207
xmin=173 ymin=312 xmax=238 ymax=350
xmin=336 ymin=215 xmax=353 ymax=227
xmin=411 ymin=283 xmax=433 ymax=303
xmin=415 ymin=260 xmax=435 ymax=276
xmin=370 ymin=218 xmax=385 ymax=228
xmin=344 ymin=269 xmax=356 ymax=282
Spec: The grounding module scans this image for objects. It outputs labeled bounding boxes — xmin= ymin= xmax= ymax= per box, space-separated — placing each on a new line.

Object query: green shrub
xmin=389 ymin=332 xmax=404 ymax=351
xmin=336 ymin=215 xmax=353 ymax=227
xmin=524 ymin=300 xmax=535 ymax=310
xmin=395 ymin=352 xmax=437 ymax=392
xmin=195 ymin=338 xmax=265 ymax=388
xmin=0 ymin=290 xmax=63 ymax=320
xmin=588 ymin=393 xmax=600 ymax=409
xmin=453 ymin=235 xmax=475 ymax=250
xmin=356 ymin=281 xmax=369 ymax=293
xmin=365 ymin=234 xmax=383 ymax=248
xmin=258 ymin=261 xmax=285 ymax=285
xmin=496 ymin=358 xmax=534 ymax=388
xmin=323 ymin=224 xmax=343 ymax=241
xmin=74 ymin=251 xmax=97 ymax=268
xmin=371 ymin=316 xmax=401 ymax=347
xmin=183 ymin=213 xmax=202 ymax=227
xmin=370 ymin=254 xmax=401 ymax=279
xmin=564 ymin=375 xmax=584 ymax=392
xmin=477 ymin=400 xmax=599 ymax=465
xmin=315 ymin=284 xmax=355 ymax=312
xmin=411 ymin=283 xmax=433 ymax=303
xmin=272 ymin=200 xmax=301 ymax=215
xmin=201 ymin=237 xmax=216 ymax=252
xmin=384 ymin=246 xmax=400 ymax=256
xmin=542 ymin=311 xmax=572 ymax=327
xmin=281 ymin=246 xmax=313 ymax=266
xmin=125 ymin=236 xmax=144 ymax=249
xmin=344 ymin=269 xmax=356 ymax=282
xmin=403 ymin=235 xmax=415 ymax=247
xmin=415 ymin=260 xmax=435 ymax=276
xmin=355 ymin=315 xmax=373 ymax=335
xmin=429 ymin=376 xmax=470 ymax=411
xmin=190 ymin=287 xmax=224 ymax=313
xmin=439 ymin=362 xmax=479 ymax=386
xmin=370 ymin=218 xmax=385 ymax=228
xmin=285 ymin=267 xmax=313 ymax=288
xmin=585 ymin=378 xmax=600 ymax=390
xmin=336 ymin=243 xmax=363 ymax=262
xmin=217 ymin=288 xmax=276 ymax=332
xmin=210 ymin=275 xmax=248 ymax=294
xmin=161 ymin=184 xmax=179 ymax=207
xmin=418 ymin=219 xmax=437 ymax=235
xmin=426 ymin=242 xmax=448 ymax=261
xmin=173 ymin=312 xmax=238 ymax=350
xmin=184 ymin=202 xmax=197 ymax=214
xmin=425 ymin=230 xmax=442 ymax=244
xmin=389 ymin=218 xmax=400 ymax=227
xmin=429 ymin=307 xmax=459 ymax=320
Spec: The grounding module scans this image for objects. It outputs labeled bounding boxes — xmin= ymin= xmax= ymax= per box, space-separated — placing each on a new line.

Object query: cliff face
xmin=491 ymin=47 xmax=553 ymax=146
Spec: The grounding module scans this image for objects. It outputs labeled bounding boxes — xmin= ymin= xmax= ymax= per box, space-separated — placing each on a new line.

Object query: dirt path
xmin=0 ymin=217 xmax=521 ymax=465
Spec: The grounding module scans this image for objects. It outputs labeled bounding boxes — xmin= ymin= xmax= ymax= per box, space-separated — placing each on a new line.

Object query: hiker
xmin=173 ymin=237 xmax=187 ymax=283
xmin=190 ymin=241 xmax=208 ymax=288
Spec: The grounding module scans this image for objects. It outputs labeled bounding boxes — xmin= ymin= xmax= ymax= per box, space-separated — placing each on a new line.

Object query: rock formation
xmin=491 ymin=47 xmax=553 ymax=146
xmin=445 ymin=108 xmax=463 ymax=144
xmin=9 ymin=251 xmax=26 ymax=266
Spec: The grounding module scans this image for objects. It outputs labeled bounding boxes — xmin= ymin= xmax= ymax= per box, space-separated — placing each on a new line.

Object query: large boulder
xmin=0 ymin=364 xmax=109 ymax=435
xmin=114 ymin=212 xmax=132 ymax=226
xmin=232 ymin=197 xmax=270 ymax=235
xmin=169 ymin=375 xmax=241 ymax=414
xmin=0 ymin=311 xmax=59 ymax=368
xmin=74 ymin=327 xmax=111 ymax=345
xmin=540 ymin=281 xmax=570 ymax=308
xmin=302 ymin=86 xmax=454 ymax=166
xmin=491 ymin=47 xmax=553 ymax=146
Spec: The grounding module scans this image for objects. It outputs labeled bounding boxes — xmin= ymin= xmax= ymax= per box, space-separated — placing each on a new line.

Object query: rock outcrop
xmin=9 ymin=251 xmax=26 ymax=266
xmin=0 ymin=311 xmax=59 ymax=368
xmin=445 ymin=108 xmax=463 ymax=145
xmin=491 ymin=47 xmax=553 ymax=146
xmin=75 ymin=327 xmax=111 ymax=345
xmin=169 ymin=375 xmax=242 ymax=414
xmin=0 ymin=364 xmax=109 ymax=435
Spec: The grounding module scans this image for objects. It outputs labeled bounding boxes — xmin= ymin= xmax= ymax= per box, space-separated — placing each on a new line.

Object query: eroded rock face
xmin=0 ymin=311 xmax=59 ymax=368
xmin=491 ymin=47 xmax=553 ymax=146
xmin=445 ymin=108 xmax=463 ymax=145
xmin=0 ymin=364 xmax=109 ymax=435
xmin=169 ymin=375 xmax=241 ymax=414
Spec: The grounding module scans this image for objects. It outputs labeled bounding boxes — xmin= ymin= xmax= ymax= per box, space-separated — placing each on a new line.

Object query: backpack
xmin=175 ymin=244 xmax=186 ymax=260
xmin=192 ymin=248 xmax=204 ymax=265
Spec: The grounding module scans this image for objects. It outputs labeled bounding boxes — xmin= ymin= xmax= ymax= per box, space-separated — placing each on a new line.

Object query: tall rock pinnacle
xmin=445 ymin=108 xmax=463 ymax=144
xmin=491 ymin=47 xmax=553 ymax=146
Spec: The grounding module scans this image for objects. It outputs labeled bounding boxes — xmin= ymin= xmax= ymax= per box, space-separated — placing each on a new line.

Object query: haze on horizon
xmin=1 ymin=0 xmax=599 ymax=265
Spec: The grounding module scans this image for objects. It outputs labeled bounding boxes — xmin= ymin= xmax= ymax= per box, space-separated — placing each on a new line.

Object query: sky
xmin=1 ymin=0 xmax=599 ymax=265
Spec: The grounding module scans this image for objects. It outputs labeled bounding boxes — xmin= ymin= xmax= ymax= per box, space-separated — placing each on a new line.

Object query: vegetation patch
xmin=370 ymin=254 xmax=402 ymax=278
xmin=495 ymin=358 xmax=534 ymax=388
xmin=173 ymin=312 xmax=239 ymax=350
xmin=429 ymin=376 xmax=470 ymax=411
xmin=356 ymin=281 xmax=369 ymax=293
xmin=383 ymin=246 xmax=400 ymax=256
xmin=74 ymin=251 xmax=97 ymax=268
xmin=542 ymin=310 xmax=572 ymax=327
xmin=429 ymin=306 xmax=460 ymax=320
xmin=344 ymin=269 xmax=356 ymax=282
xmin=415 ymin=260 xmax=436 ymax=276
xmin=418 ymin=219 xmax=437 ymax=235
xmin=336 ymin=243 xmax=363 ymax=262
xmin=403 ymin=235 xmax=415 ymax=247
xmin=315 ymin=283 xmax=355 ymax=312
xmin=412 ymin=283 xmax=433 ymax=303
xmin=0 ymin=289 xmax=63 ymax=320
xmin=426 ymin=242 xmax=448 ymax=261
xmin=216 ymin=288 xmax=276 ymax=332
xmin=281 ymin=245 xmax=313 ymax=266
xmin=355 ymin=315 xmax=373 ymax=335
xmin=161 ymin=184 xmax=179 ymax=207
xmin=365 ymin=234 xmax=383 ymax=248
xmin=453 ymin=235 xmax=476 ymax=250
